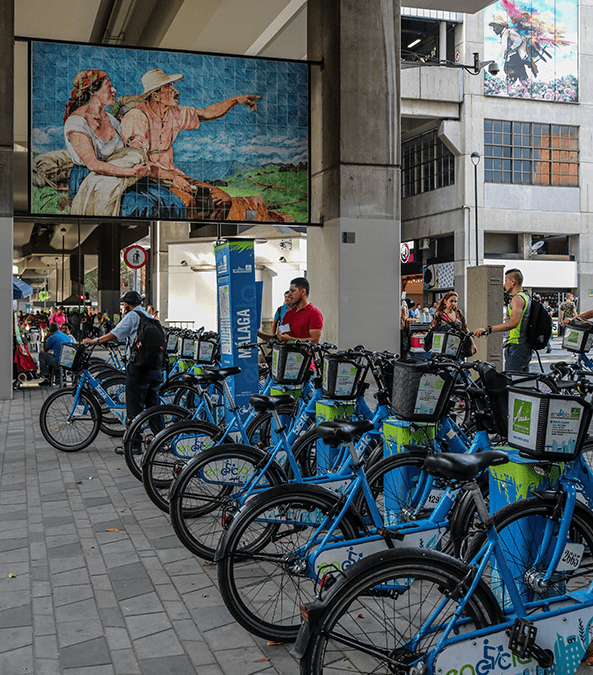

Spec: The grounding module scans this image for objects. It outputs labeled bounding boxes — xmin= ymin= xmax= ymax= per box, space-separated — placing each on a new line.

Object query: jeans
xmin=125 ymin=363 xmax=162 ymax=423
xmin=504 ymin=342 xmax=532 ymax=373
xmin=38 ymin=351 xmax=56 ymax=378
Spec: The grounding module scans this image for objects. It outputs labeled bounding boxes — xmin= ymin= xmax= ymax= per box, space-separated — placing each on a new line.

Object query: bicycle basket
xmin=58 ymin=342 xmax=86 ymax=371
xmin=166 ymin=333 xmax=179 ymax=353
xmin=322 ymin=353 xmax=368 ymax=400
xmin=475 ymin=361 xmax=510 ymax=437
xmin=430 ymin=327 xmax=471 ymax=360
xmin=180 ymin=338 xmax=196 ymax=359
xmin=271 ymin=343 xmax=312 ymax=384
xmin=507 ymin=386 xmax=593 ymax=461
xmin=391 ymin=358 xmax=455 ymax=422
xmin=193 ymin=336 xmax=218 ymax=364
xmin=562 ymin=322 xmax=593 ymax=353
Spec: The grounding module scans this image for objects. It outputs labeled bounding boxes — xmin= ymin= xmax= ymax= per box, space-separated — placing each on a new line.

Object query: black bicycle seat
xmin=316 ymin=419 xmax=375 ymax=446
xmin=423 ymin=450 xmax=508 ymax=482
xmin=249 ymin=394 xmax=295 ymax=412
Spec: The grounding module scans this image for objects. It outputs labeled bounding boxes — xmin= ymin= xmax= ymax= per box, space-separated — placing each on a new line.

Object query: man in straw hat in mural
xmin=120 ymin=68 xmax=260 ymax=220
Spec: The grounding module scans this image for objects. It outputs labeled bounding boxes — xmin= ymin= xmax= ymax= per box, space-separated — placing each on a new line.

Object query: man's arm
xmin=200 ymin=95 xmax=260 ymax=121
xmin=474 ymin=294 xmax=525 ymax=337
xmin=567 ymin=308 xmax=593 ymax=323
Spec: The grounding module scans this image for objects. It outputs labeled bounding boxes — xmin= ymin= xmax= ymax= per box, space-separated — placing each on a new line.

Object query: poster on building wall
xmin=29 ymin=40 xmax=309 ymax=224
xmin=483 ymin=0 xmax=578 ymax=101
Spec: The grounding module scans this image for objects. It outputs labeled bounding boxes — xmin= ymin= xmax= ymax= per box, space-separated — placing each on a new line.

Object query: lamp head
xmin=471 ymin=152 xmax=481 ymax=166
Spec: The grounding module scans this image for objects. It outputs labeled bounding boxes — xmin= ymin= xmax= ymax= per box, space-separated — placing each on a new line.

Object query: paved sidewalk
xmin=0 ymin=386 xmax=299 ymax=675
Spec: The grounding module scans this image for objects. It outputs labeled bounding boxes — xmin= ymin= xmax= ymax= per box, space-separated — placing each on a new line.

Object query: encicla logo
xmin=513 ymin=399 xmax=532 ymax=435
xmin=568 ymin=330 xmax=579 ymax=344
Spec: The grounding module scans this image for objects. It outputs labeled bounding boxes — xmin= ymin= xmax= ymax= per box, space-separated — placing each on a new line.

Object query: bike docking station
xmin=215 ymin=239 xmax=260 ymax=426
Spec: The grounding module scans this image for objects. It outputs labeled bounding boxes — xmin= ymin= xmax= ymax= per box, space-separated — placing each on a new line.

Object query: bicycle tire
xmin=245 ymin=405 xmax=302 ymax=451
xmin=300 ymin=548 xmax=501 ymax=675
xmin=39 ymin=387 xmax=102 ymax=452
xmin=141 ymin=420 xmax=222 ymax=513
xmin=169 ymin=443 xmax=286 ymax=561
xmin=289 ymin=426 xmax=381 ymax=480
xmin=97 ymin=375 xmax=127 ymax=437
xmin=216 ymin=483 xmax=363 ymax=642
xmin=172 ymin=382 xmax=225 ymax=425
xmin=122 ymin=404 xmax=191 ymax=481
xmin=463 ymin=495 xmax=593 ymax=612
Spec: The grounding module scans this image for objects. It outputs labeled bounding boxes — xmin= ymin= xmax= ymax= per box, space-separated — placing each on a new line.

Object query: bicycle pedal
xmin=506 ymin=618 xmax=554 ymax=668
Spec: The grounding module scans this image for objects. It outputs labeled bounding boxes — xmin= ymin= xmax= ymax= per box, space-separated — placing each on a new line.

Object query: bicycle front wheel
xmin=122 ymin=404 xmax=191 ymax=481
xmin=300 ymin=549 xmax=501 ymax=675
xmin=39 ymin=387 xmax=102 ymax=452
xmin=217 ymin=484 xmax=362 ymax=642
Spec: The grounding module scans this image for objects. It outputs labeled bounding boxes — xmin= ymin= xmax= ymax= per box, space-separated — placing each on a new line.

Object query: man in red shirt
xmin=279 ymin=277 xmax=323 ymax=343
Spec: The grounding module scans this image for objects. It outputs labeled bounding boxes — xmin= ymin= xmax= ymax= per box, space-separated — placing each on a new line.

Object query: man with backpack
xmin=474 ymin=268 xmax=533 ymax=372
xmin=83 ymin=291 xmax=165 ymax=450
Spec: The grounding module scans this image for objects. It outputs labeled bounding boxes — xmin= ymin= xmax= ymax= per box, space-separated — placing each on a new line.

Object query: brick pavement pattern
xmin=0 ymin=386 xmax=299 ymax=675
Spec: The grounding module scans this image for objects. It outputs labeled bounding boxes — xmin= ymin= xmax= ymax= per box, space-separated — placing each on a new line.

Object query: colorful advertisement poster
xmin=30 ymin=40 xmax=309 ymax=223
xmin=484 ymin=0 xmax=578 ymax=101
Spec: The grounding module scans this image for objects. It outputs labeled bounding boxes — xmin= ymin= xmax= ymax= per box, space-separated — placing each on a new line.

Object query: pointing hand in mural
xmin=120 ymin=69 xmax=260 ymax=220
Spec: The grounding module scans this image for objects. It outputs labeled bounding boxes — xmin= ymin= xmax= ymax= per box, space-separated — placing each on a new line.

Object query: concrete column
xmin=439 ymin=21 xmax=447 ymax=61
xmin=70 ymin=253 xmax=84 ymax=302
xmin=0 ymin=0 xmax=14 ymax=399
xmin=307 ymin=0 xmax=401 ymax=351
xmin=156 ymin=221 xmax=190 ymax=323
xmin=466 ymin=265 xmax=504 ymax=369
xmin=97 ymin=223 xmax=121 ymax=315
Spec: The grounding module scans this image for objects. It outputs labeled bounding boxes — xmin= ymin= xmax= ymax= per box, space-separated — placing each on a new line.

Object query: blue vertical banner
xmin=215 ymin=240 xmax=259 ymax=419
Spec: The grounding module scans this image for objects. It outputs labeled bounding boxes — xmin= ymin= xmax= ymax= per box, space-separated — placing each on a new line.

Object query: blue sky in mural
xmin=483 ymin=0 xmax=578 ymax=101
xmin=32 ymin=41 xmax=309 ymax=181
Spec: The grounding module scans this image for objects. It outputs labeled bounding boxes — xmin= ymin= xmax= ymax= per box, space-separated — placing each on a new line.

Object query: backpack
xmin=526 ymin=296 xmax=553 ymax=351
xmin=129 ymin=310 xmax=166 ymax=368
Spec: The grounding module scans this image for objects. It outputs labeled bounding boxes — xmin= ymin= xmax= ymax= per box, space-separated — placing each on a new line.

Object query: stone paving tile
xmin=0 ymin=388 xmax=299 ymax=675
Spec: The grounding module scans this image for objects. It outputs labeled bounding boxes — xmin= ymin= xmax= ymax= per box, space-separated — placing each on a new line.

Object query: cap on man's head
xmin=120 ymin=291 xmax=143 ymax=306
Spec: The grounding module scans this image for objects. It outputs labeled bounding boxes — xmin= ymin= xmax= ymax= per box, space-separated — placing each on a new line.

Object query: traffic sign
xmin=123 ymin=245 xmax=148 ymax=269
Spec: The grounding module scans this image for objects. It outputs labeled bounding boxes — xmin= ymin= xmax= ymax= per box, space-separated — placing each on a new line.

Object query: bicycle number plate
xmin=557 ymin=542 xmax=585 ymax=572
xmin=425 ymin=488 xmax=446 ymax=509
xmin=74 ymin=405 xmax=88 ymax=417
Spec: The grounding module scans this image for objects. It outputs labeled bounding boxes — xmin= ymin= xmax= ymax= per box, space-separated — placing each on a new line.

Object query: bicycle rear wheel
xmin=463 ymin=495 xmax=593 ymax=612
xmin=217 ymin=484 xmax=362 ymax=642
xmin=169 ymin=444 xmax=285 ymax=561
xmin=98 ymin=375 xmax=126 ymax=437
xmin=39 ymin=387 xmax=102 ymax=451
xmin=300 ymin=549 xmax=501 ymax=675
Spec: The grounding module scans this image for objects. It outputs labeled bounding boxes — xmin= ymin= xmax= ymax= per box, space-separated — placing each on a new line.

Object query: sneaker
xmin=546 ymin=346 xmax=552 ymax=353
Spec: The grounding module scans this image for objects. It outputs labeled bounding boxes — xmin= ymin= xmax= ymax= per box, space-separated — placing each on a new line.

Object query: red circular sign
xmin=124 ymin=245 xmax=148 ymax=269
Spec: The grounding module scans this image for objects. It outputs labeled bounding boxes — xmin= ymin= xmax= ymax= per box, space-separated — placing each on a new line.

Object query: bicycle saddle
xmin=202 ymin=366 xmax=241 ymax=382
xmin=249 ymin=394 xmax=295 ymax=411
xmin=423 ymin=450 xmax=508 ymax=481
xmin=316 ymin=419 xmax=375 ymax=446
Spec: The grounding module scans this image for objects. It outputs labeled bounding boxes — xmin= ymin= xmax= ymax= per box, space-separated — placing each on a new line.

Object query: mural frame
xmin=21 ymin=36 xmax=312 ymax=225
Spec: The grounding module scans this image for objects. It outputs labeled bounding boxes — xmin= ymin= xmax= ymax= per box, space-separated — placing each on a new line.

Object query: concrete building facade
xmin=399 ymin=2 xmax=592 ymax=319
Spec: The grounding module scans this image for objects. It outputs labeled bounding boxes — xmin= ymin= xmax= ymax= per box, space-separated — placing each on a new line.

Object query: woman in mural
xmin=63 ymin=70 xmax=186 ymax=218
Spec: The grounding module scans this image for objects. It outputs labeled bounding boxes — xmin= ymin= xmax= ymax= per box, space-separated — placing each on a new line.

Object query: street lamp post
xmin=471 ymin=152 xmax=481 ymax=266
xmin=60 ymin=227 xmax=67 ymax=304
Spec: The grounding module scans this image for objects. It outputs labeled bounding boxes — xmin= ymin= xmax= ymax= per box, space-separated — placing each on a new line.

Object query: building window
xmin=402 ymin=130 xmax=455 ymax=198
xmin=484 ymin=120 xmax=578 ymax=186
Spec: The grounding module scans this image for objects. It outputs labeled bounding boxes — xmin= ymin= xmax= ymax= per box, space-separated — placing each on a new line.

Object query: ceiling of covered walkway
xmin=13 ymin=0 xmax=495 ymax=288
